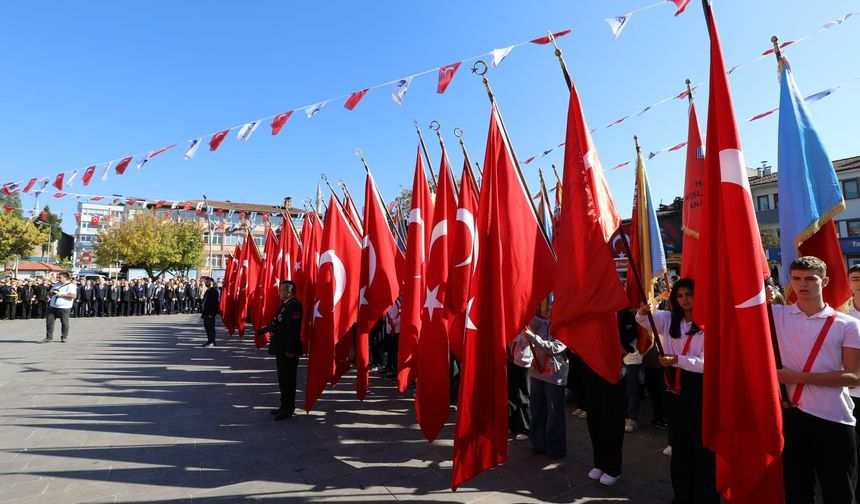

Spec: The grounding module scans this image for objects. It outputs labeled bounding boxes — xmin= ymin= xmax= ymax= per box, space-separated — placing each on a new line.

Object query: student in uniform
xmin=848 ymin=264 xmax=860 ymax=499
xmin=637 ymin=278 xmax=718 ymax=504
xmin=773 ymin=256 xmax=860 ymax=503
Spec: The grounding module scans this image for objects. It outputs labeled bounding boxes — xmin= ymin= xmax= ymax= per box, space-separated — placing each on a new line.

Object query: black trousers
xmin=203 ymin=315 xmax=216 ymax=344
xmin=645 ymin=365 xmax=667 ymax=420
xmin=5 ymin=301 xmax=16 ymax=319
xmin=45 ymin=307 xmax=71 ymax=341
xmin=567 ymin=351 xmax=588 ymax=409
xmin=275 ymin=354 xmax=299 ymax=415
xmin=584 ymin=365 xmax=626 ymax=477
xmin=369 ymin=323 xmax=385 ymax=368
xmin=670 ymin=370 xmax=719 ymax=504
xmin=507 ymin=360 xmax=530 ymax=435
xmin=22 ymin=302 xmax=31 ymax=319
xmin=95 ymin=298 xmax=105 ymax=316
xmin=106 ymin=300 xmax=116 ymax=316
xmin=784 ymin=407 xmax=857 ymax=504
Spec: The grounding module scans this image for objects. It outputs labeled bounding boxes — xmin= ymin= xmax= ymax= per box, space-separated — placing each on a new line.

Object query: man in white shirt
xmin=846 ymin=264 xmax=860 ymax=499
xmin=773 ymin=256 xmax=860 ymax=503
xmin=40 ymin=272 xmax=77 ymax=344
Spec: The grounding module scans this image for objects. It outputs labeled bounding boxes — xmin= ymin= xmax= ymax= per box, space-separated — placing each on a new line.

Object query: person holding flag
xmin=255 ymin=280 xmax=303 ymax=421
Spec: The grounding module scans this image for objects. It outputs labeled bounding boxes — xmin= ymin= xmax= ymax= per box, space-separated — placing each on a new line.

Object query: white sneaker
xmin=515 ymin=433 xmax=529 ymax=441
xmin=578 ymin=410 xmax=587 ymax=419
xmin=572 ymin=408 xmax=584 ymax=417
xmin=599 ymin=473 xmax=620 ymax=486
xmin=662 ymin=445 xmax=672 ymax=456
xmin=587 ymin=468 xmax=603 ymax=480
xmin=624 ymin=419 xmax=638 ymax=433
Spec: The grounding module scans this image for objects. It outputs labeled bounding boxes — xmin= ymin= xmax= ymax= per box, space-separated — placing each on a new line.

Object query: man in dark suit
xmin=255 ymin=281 xmax=303 ymax=421
xmin=120 ymin=280 xmax=132 ymax=316
xmin=94 ymin=278 xmax=108 ymax=317
xmin=81 ymin=280 xmax=94 ymax=317
xmin=201 ymin=278 xmax=220 ymax=347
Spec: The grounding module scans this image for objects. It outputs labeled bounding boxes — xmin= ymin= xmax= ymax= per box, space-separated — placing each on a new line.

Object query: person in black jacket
xmin=200 ymin=278 xmax=220 ymax=347
xmin=94 ymin=278 xmax=108 ymax=317
xmin=255 ymin=280 xmax=303 ymax=421
xmin=120 ymin=280 xmax=132 ymax=316
xmin=107 ymin=279 xmax=119 ymax=316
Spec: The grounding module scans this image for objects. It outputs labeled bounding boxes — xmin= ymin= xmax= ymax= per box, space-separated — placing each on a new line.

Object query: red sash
xmin=670 ymin=334 xmax=696 ymax=394
xmin=789 ymin=312 xmax=837 ymax=407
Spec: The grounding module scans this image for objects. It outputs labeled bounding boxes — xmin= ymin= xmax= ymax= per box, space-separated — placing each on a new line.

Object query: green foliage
xmin=94 ymin=213 xmax=205 ymax=278
xmin=34 ymin=205 xmax=63 ymax=255
xmin=0 ymin=212 xmax=50 ymax=263
xmin=55 ymin=257 xmax=73 ymax=271
xmin=0 ymin=192 xmax=23 ymax=217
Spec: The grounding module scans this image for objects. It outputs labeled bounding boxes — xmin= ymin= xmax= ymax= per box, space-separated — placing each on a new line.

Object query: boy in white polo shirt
xmin=772 ymin=256 xmax=860 ymax=503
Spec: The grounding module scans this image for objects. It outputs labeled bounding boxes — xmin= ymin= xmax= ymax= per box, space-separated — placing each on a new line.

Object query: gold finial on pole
xmin=355 ymin=148 xmax=370 ymax=174
xmin=685 ymin=79 xmax=694 ymax=104
xmin=547 ymin=31 xmax=573 ymax=91
xmin=471 ymin=60 xmax=493 ymax=102
xmin=633 ymin=135 xmax=641 ymax=154
xmin=771 ymin=35 xmax=786 ymax=74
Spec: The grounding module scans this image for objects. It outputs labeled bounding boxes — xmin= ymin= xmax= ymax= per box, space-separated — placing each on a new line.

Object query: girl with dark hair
xmin=636 ymin=278 xmax=718 ymax=504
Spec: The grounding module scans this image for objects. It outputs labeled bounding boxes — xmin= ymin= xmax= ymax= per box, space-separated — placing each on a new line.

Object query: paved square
xmin=0 ymin=315 xmax=673 ymax=503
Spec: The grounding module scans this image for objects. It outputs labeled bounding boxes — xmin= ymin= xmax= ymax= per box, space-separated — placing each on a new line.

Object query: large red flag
xmin=343 ymin=193 xmax=364 ymax=236
xmin=304 ymin=197 xmax=362 ymax=412
xmin=220 ymin=252 xmax=235 ymax=331
xmin=398 ymin=148 xmax=434 ymax=393
xmin=416 ymin=147 xmax=458 ymax=442
xmin=551 ymin=65 xmax=629 ymax=384
xmin=356 ymin=173 xmax=402 ymax=400
xmin=451 ymin=104 xmax=555 ymax=490
xmin=696 ymin=2 xmax=783 ymax=502
xmin=299 ymin=212 xmax=323 ymax=355
xmin=680 ymin=99 xmax=705 ymax=279
xmin=236 ymin=232 xmax=261 ymax=338
xmin=223 ymin=245 xmax=241 ymax=336
xmin=253 ymin=227 xmax=279 ymax=347
xmin=446 ymin=160 xmax=480 ymax=361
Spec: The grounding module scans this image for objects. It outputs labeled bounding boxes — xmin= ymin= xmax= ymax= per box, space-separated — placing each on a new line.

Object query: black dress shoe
xmin=273 ymin=411 xmax=293 ymax=421
xmin=270 ymin=408 xmax=282 ymax=415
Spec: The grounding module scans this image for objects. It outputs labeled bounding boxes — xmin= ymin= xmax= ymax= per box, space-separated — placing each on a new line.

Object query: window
xmin=757 ymin=195 xmax=770 ymax=211
xmin=847 ymin=219 xmax=860 ymax=237
xmin=843 ymin=179 xmax=860 ymax=200
xmin=772 ymin=193 xmax=778 ymax=209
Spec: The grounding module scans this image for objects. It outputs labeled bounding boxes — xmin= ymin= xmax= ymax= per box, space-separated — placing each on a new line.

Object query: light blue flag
xmin=777 ymin=61 xmax=845 ymax=283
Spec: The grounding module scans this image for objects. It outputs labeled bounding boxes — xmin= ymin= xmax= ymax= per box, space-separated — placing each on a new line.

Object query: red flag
xmin=115 ymin=157 xmax=132 ymax=175
xmin=253 ymin=227 xmax=279 ymax=347
xmin=670 ymin=0 xmax=691 ymax=16
xmin=344 ymin=89 xmax=369 ymax=111
xmin=40 ymin=211 xmax=47 ymax=220
xmin=220 ymin=252 xmax=234 ymax=324
xmin=52 ymin=173 xmax=65 ymax=192
xmin=149 ymin=144 xmax=175 ymax=158
xmin=681 ymin=100 xmax=705 ymax=279
xmin=551 ymin=67 xmax=629 ymax=383
xmin=271 ymin=111 xmax=293 ymax=135
xmin=398 ymin=147 xmax=434 ymax=392
xmin=529 ymin=29 xmax=572 ymax=45
xmin=343 ymin=193 xmax=364 ymax=236
xmin=446 ymin=159 xmax=480 ymax=361
xmin=183 ymin=201 xmax=193 ymax=211
xmin=74 ymin=213 xmax=81 ymax=222
xmin=23 ymin=178 xmax=38 ymax=193
xmin=90 ymin=215 xmax=100 ymax=225
xmin=696 ymin=3 xmax=784 ymax=502
xmin=356 ymin=173 xmax=402 ymax=400
xmin=437 ymin=62 xmax=461 ymax=94
xmin=416 ymin=147 xmax=458 ymax=441
xmin=126 ymin=198 xmax=138 ymax=205
xmin=299 ymin=212 xmax=324 ymax=355
xmin=53 ymin=192 xmax=66 ymax=199
xmin=209 ymin=129 xmax=230 ymax=151
xmin=81 ymin=166 xmax=96 ymax=186
xmin=305 ymin=197 xmax=362 ymax=412
xmin=277 ymin=217 xmax=301 ymax=285
xmin=452 ymin=105 xmax=555 ymax=490
xmin=236 ymin=231 xmax=261 ymax=338
xmin=223 ymin=247 xmax=240 ymax=336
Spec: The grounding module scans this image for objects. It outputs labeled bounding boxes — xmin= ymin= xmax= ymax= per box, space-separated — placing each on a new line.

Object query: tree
xmin=94 ymin=213 xmax=205 ymax=278
xmin=0 ymin=211 xmax=49 ymax=263
xmin=0 ymin=192 xmax=23 ymax=217
xmin=33 ymin=205 xmax=63 ymax=257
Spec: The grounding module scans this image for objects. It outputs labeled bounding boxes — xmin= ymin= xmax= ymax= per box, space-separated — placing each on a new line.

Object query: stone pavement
xmin=0 ymin=315 xmax=674 ymax=503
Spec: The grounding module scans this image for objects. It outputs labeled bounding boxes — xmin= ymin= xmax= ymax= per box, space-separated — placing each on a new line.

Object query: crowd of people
xmin=0 ymin=275 xmax=222 ymax=320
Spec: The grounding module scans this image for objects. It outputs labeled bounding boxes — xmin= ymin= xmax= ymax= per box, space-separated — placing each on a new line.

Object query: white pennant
xmin=305 ymin=102 xmax=326 ymax=118
xmin=66 ymin=170 xmax=79 ymax=187
xmin=185 ymin=138 xmax=201 ymax=160
xmin=101 ymin=162 xmax=111 ymax=181
xmin=605 ymin=13 xmax=632 ymax=39
xmin=170 ymin=201 xmax=179 ymax=209
xmin=492 ymin=46 xmax=514 ymax=67
xmin=237 ymin=121 xmax=260 ymax=141
xmin=391 ymin=77 xmax=413 ymax=105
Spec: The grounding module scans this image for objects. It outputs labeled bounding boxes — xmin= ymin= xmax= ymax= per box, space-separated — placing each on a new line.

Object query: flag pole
xmin=320 ymin=174 xmax=346 ymax=214
xmin=413 ymin=120 xmax=439 ymax=191
xmin=550 ymin=164 xmax=562 ymax=189
xmin=471 ymin=59 xmax=555 ymax=258
xmin=685 ymin=79 xmax=694 ymax=104
xmin=355 ymin=149 xmax=407 ymax=246
xmin=430 ymin=120 xmax=460 ymax=197
xmin=454 ymin=128 xmax=480 ymax=191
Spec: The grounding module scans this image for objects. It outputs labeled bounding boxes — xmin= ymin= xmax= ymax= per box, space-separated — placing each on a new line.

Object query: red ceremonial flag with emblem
xmin=452 ymin=104 xmax=555 ymax=490
xmin=446 ymin=160 xmax=480 ymax=361
xmin=550 ymin=64 xmax=629 ymax=384
xmin=81 ymin=166 xmax=97 ymax=186
xmin=696 ymin=3 xmax=784 ymax=502
xmin=304 ymin=197 xmax=362 ymax=412
xmin=355 ymin=173 xmax=402 ymax=400
xmin=52 ymin=173 xmax=65 ymax=192
xmin=299 ymin=211 xmax=323 ymax=354
xmin=344 ymin=89 xmax=369 ymax=111
xmin=236 ymin=232 xmax=261 ymax=338
xmin=343 ymin=193 xmax=364 ymax=236
xmin=223 ymin=245 xmax=241 ymax=336
xmin=437 ymin=62 xmax=461 ymax=94
xmin=398 ymin=147 xmax=434 ymax=393
xmin=416 ymin=147 xmax=458 ymax=441
xmin=253 ymin=227 xmax=279 ymax=346
xmin=209 ymin=129 xmax=230 ymax=151
xmin=115 ymin=157 xmax=132 ymax=175
xmin=681 ymin=100 xmax=705 ymax=279
xmin=271 ymin=111 xmax=293 ymax=135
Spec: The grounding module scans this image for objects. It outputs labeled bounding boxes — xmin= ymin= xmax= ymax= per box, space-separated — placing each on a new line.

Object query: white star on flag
xmin=464 ymin=298 xmax=477 ymax=331
xmin=359 ymin=286 xmax=368 ymax=306
xmin=605 ymin=13 xmax=632 ymax=39
xmin=424 ymin=285 xmax=444 ymax=320
xmin=237 ymin=121 xmax=260 ymax=141
xmin=491 ymin=46 xmax=514 ymax=67
xmin=391 ymin=77 xmax=413 ymax=105
xmin=313 ymin=300 xmax=322 ymax=320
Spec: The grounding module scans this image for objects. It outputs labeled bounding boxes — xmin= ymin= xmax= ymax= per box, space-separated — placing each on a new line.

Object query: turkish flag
xmin=398 ymin=147 xmax=434 ymax=393
xmin=305 ymin=197 xmax=362 ymax=412
xmin=222 ymin=248 xmax=240 ymax=336
xmin=115 ymin=157 xmax=132 ymax=175
xmin=447 ymin=159 xmax=480 ymax=361
xmin=299 ymin=212 xmax=324 ymax=355
xmin=437 ymin=62 xmax=461 ymax=94
xmin=681 ymin=100 xmax=705 ymax=279
xmin=253 ymin=227 xmax=279 ymax=346
xmin=416 ymin=148 xmax=458 ymax=441
xmin=23 ymin=178 xmax=38 ymax=193
xmin=343 ymin=194 xmax=364 ymax=236
xmin=344 ymin=89 xmax=369 ymax=111
xmin=452 ymin=104 xmax=555 ymax=490
xmin=209 ymin=129 xmax=230 ymax=151
xmin=79 ymin=166 xmax=96 ymax=186
xmin=670 ymin=0 xmax=690 ymax=16
xmin=52 ymin=173 xmax=65 ymax=192
xmin=356 ymin=173 xmax=403 ymax=400
xmin=550 ymin=63 xmax=629 ymax=384
xmin=183 ymin=201 xmax=193 ymax=211
xmin=236 ymin=231 xmax=261 ymax=338
xmin=529 ymin=29 xmax=572 ymax=45
xmin=90 ymin=215 xmax=100 ymax=226
xmin=271 ymin=111 xmax=293 ymax=135
xmin=695 ymin=4 xmax=784 ymax=502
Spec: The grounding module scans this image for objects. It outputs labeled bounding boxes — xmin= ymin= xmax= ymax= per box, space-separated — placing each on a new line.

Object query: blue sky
xmin=2 ymin=1 xmax=858 ymax=234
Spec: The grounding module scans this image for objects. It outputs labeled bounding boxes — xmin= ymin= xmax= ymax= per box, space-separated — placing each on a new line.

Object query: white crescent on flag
xmin=319 ymin=250 xmax=346 ymax=309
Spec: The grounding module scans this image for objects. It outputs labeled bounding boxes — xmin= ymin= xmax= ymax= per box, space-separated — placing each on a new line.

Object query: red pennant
xmin=166 ymin=210 xmax=172 ymax=218
xmin=670 ymin=0 xmax=691 ymax=16
xmin=437 ymin=62 xmax=461 ymax=94
xmin=262 ymin=213 xmax=270 ymax=223
xmin=91 ymin=196 xmax=104 ymax=201
xmin=209 ymin=129 xmax=230 ymax=151
xmin=23 ymin=178 xmax=37 ymax=193
xmin=150 ymin=144 xmax=176 ymax=158
xmin=183 ymin=201 xmax=193 ymax=210
xmin=762 ymin=40 xmax=795 ymax=56
xmin=4 ymin=206 xmax=15 ymax=212
xmin=53 ymin=192 xmax=66 ymax=198
xmin=52 ymin=173 xmax=65 ymax=192
xmin=530 ymin=29 xmax=572 ymax=45
xmin=195 ymin=209 xmax=203 ymax=216
xmin=74 ymin=213 xmax=81 ymax=221
xmin=115 ymin=157 xmax=132 ymax=175
xmin=215 ymin=208 xmax=224 ymax=217
xmin=239 ymin=211 xmax=246 ymax=220
xmin=344 ymin=89 xmax=369 ymax=111
xmin=271 ymin=111 xmax=293 ymax=135
xmin=40 ymin=211 xmax=48 ymax=220
xmin=81 ymin=165 xmax=96 ymax=186
xmin=126 ymin=198 xmax=138 ymax=205
xmin=156 ymin=201 xmax=165 ymax=208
